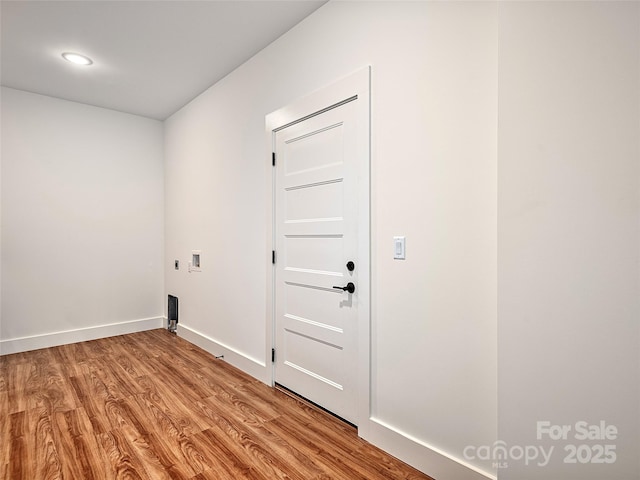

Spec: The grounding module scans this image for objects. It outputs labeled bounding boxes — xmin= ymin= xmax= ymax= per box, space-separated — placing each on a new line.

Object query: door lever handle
xmin=333 ymin=282 xmax=355 ymax=294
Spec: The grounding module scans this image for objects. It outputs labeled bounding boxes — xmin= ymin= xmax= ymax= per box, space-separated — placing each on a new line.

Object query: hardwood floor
xmin=1 ymin=329 xmax=433 ymax=480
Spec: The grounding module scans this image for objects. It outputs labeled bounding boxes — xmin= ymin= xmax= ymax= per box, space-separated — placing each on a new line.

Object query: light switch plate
xmin=393 ymin=236 xmax=406 ymax=259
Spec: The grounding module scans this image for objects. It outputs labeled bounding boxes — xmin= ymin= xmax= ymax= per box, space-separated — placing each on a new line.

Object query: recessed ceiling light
xmin=61 ymin=52 xmax=93 ymax=66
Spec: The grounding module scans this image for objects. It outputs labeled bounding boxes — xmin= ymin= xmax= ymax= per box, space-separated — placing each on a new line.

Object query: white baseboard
xmin=362 ymin=417 xmax=496 ymax=480
xmin=0 ymin=316 xmax=164 ymax=355
xmin=174 ymin=323 xmax=493 ymax=480
xmin=177 ymin=323 xmax=268 ymax=384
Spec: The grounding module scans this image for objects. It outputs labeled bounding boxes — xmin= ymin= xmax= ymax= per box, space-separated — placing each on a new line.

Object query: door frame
xmin=265 ymin=66 xmax=371 ymax=432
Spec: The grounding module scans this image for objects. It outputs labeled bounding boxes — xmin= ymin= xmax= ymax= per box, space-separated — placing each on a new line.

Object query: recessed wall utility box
xmin=190 ymin=250 xmax=202 ymax=272
xmin=168 ymin=295 xmax=178 ymax=333
xmin=393 ymin=236 xmax=406 ymax=260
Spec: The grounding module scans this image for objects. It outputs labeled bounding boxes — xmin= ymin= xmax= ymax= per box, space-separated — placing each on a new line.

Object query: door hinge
xmin=272 ymin=152 xmax=276 ymax=166
xmin=272 ymin=250 xmax=276 ymax=264
xmin=271 ymin=348 xmax=275 ymax=363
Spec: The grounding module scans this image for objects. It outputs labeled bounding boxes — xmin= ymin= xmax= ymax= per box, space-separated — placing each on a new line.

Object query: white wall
xmin=165 ymin=2 xmax=497 ymax=478
xmin=498 ymin=3 xmax=639 ymax=479
xmin=1 ymin=87 xmax=164 ymax=353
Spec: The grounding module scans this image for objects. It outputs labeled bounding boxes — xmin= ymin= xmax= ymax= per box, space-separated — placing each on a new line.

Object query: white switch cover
xmin=393 ymin=236 xmax=406 ymax=259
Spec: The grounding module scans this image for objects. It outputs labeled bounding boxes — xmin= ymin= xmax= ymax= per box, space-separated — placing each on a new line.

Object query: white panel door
xmin=274 ymin=98 xmax=359 ymax=424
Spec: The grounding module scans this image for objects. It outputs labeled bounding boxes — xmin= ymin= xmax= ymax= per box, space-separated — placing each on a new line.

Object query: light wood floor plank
xmin=1 ymin=329 xmax=433 ymax=480
xmin=50 ymin=407 xmax=112 ymax=480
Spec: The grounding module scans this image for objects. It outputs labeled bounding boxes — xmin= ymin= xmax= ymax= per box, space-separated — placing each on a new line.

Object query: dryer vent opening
xmin=168 ymin=295 xmax=178 ymax=333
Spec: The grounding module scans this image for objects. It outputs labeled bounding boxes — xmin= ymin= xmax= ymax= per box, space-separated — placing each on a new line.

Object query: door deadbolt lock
xmin=346 ymin=261 xmax=355 ymax=272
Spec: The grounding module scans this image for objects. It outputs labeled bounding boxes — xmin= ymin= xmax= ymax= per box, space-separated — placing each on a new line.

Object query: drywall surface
xmin=1 ymin=87 xmax=164 ymax=352
xmin=165 ymin=1 xmax=497 ymax=477
xmin=497 ymin=2 xmax=640 ymax=479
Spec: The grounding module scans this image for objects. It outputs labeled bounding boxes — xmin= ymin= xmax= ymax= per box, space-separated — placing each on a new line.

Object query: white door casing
xmin=266 ymin=67 xmax=370 ymax=429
